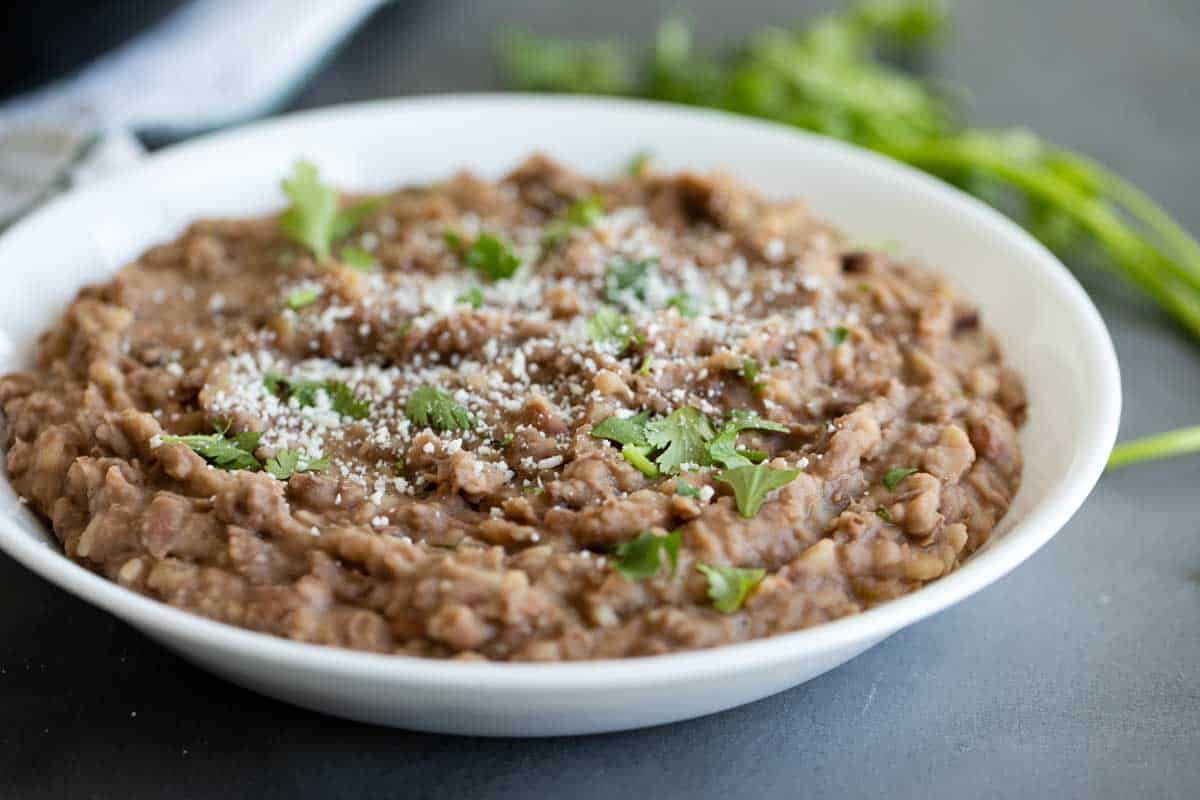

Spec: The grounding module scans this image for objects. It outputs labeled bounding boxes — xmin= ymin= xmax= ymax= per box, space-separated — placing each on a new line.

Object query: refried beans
xmin=0 ymin=155 xmax=1025 ymax=660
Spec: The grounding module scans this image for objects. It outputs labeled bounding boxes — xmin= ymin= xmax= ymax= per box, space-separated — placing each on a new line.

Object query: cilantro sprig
xmin=159 ymin=424 xmax=262 ymax=471
xmin=696 ymin=563 xmax=766 ymax=613
xmin=604 ymin=257 xmax=655 ymax=306
xmin=883 ymin=467 xmax=918 ymax=491
xmin=405 ymin=385 xmax=475 ymax=432
xmin=265 ymin=373 xmax=371 ymax=420
xmin=614 ymin=530 xmax=681 ymax=580
xmin=446 ymin=230 xmax=522 ymax=280
xmin=265 ymin=450 xmax=330 ymax=480
xmin=543 ymin=194 xmax=606 ymax=246
xmin=279 ymin=161 xmax=380 ymax=263
xmin=586 ymin=306 xmax=641 ymax=355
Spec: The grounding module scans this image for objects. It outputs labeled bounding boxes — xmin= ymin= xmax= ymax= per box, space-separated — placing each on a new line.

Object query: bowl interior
xmin=0 ymin=96 xmax=1119 ymax=682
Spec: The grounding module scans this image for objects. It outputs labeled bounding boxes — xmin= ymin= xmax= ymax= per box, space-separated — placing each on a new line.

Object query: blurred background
xmin=1 ymin=2 xmax=1197 ymax=799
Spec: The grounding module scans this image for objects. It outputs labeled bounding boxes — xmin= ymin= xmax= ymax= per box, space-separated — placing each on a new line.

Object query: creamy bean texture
xmin=0 ymin=156 xmax=1024 ymax=660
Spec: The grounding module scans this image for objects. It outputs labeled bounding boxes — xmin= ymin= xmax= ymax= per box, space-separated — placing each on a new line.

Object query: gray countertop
xmin=2 ymin=1 xmax=1197 ymax=797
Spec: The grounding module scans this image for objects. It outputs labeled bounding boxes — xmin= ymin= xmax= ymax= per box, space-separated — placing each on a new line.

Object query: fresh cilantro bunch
xmin=499 ymin=0 xmax=1200 ymax=469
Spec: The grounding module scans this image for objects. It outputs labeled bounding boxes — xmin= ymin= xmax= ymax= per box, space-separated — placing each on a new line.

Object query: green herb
xmin=405 ymin=385 xmax=475 ymax=432
xmin=716 ymin=464 xmax=801 ymax=518
xmin=884 ymin=466 xmax=918 ymax=490
xmin=876 ymin=506 xmax=893 ymax=523
xmin=586 ymin=306 xmax=640 ymax=355
xmin=543 ymin=194 xmax=607 ymax=246
xmin=285 ymin=287 xmax=320 ymax=310
xmin=829 ymin=326 xmax=850 ymax=347
xmin=645 ymin=407 xmax=716 ymax=475
xmin=454 ymin=232 xmax=521 ymax=280
xmin=708 ymin=410 xmax=789 ymax=469
xmin=622 ymin=443 xmax=660 ymax=478
xmin=742 ymin=359 xmax=760 ymax=384
xmin=159 ymin=425 xmax=262 ymax=471
xmin=326 ymin=381 xmax=371 ymax=420
xmin=265 ymin=450 xmax=330 ymax=480
xmin=443 ymin=230 xmax=464 ymax=250
xmin=676 ymin=477 xmax=702 ymax=498
xmin=639 ymin=355 xmax=655 ymax=375
xmin=591 ymin=410 xmax=652 ymax=447
xmin=614 ymin=530 xmax=681 ymax=580
xmin=604 ymin=257 xmax=654 ymax=305
xmin=500 ymin=433 xmax=515 ymax=447
xmin=339 ymin=246 xmax=377 ymax=271
xmin=1107 ymin=426 xmax=1200 ymax=470
xmin=456 ymin=287 xmax=484 ymax=309
xmin=498 ymin=1 xmax=1200 ymax=470
xmin=628 ymin=150 xmax=653 ymax=177
xmin=665 ymin=293 xmax=698 ymax=318
xmin=279 ymin=161 xmax=379 ymax=262
xmin=267 ymin=375 xmax=370 ymax=420
xmin=696 ymin=563 xmax=766 ymax=613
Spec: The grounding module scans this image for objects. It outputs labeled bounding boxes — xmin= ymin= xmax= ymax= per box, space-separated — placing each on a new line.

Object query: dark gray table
xmin=2 ymin=1 xmax=1197 ymax=797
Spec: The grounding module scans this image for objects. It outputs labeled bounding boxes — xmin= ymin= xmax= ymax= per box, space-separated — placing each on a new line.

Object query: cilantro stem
xmin=1107 ymin=426 xmax=1200 ymax=471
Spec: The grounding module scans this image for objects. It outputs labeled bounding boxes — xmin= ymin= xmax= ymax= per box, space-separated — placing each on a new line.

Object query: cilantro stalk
xmin=1106 ymin=426 xmax=1200 ymax=471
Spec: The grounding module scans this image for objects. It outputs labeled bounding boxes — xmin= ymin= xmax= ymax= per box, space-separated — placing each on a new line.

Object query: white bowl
xmin=0 ymin=95 xmax=1120 ymax=736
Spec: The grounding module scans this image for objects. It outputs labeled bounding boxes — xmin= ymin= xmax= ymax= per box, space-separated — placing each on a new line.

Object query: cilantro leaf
xmin=614 ymin=530 xmax=681 ymax=580
xmin=645 ymin=406 xmax=715 ymax=474
xmin=325 ymin=381 xmax=371 ymax=420
xmin=628 ymin=150 xmax=652 ymax=177
xmin=676 ymin=477 xmax=702 ymax=497
xmin=543 ymin=194 xmax=606 ymax=246
xmin=463 ymin=232 xmax=522 ymax=280
xmin=456 ymin=287 xmax=484 ymax=309
xmin=339 ymin=246 xmax=377 ymax=271
xmin=285 ymin=287 xmax=320 ymax=310
xmin=876 ymin=507 xmax=894 ymax=523
xmin=590 ymin=410 xmax=651 ymax=447
xmin=604 ymin=257 xmax=655 ymax=305
xmin=265 ymin=449 xmax=330 ymax=480
xmin=586 ymin=306 xmax=640 ymax=355
xmin=405 ymin=385 xmax=475 ymax=432
xmin=716 ymin=463 xmax=801 ymax=517
xmin=696 ymin=563 xmax=766 ymax=613
xmin=884 ymin=467 xmax=918 ymax=491
xmin=707 ymin=410 xmax=788 ymax=469
xmin=159 ymin=425 xmax=262 ymax=471
xmin=741 ymin=358 xmax=760 ymax=384
xmin=666 ymin=293 xmax=698 ymax=318
xmin=267 ymin=375 xmax=370 ymax=420
xmin=829 ymin=326 xmax=849 ymax=346
xmin=279 ymin=162 xmax=379 ymax=262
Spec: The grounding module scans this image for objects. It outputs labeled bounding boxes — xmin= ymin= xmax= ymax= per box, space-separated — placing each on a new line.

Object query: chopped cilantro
xmin=451 ymin=232 xmax=521 ymax=280
xmin=267 ymin=375 xmax=370 ymax=420
xmin=456 ymin=287 xmax=484 ymax=309
xmin=543 ymin=194 xmax=606 ymax=245
xmin=876 ymin=507 xmax=894 ymax=523
xmin=628 ymin=150 xmax=652 ymax=177
xmin=621 ymin=443 xmax=660 ymax=477
xmin=279 ymin=161 xmax=378 ymax=262
xmin=591 ymin=410 xmax=651 ymax=447
xmin=639 ymin=355 xmax=655 ymax=375
xmin=676 ymin=477 xmax=702 ymax=498
xmin=884 ymin=467 xmax=918 ymax=491
xmin=742 ymin=358 xmax=760 ymax=384
xmin=159 ymin=424 xmax=262 ymax=471
xmin=696 ymin=563 xmax=766 ymax=613
xmin=586 ymin=306 xmax=640 ymax=355
xmin=614 ymin=530 xmax=680 ymax=580
xmin=666 ymin=292 xmax=698 ymax=318
xmin=325 ymin=381 xmax=371 ymax=420
xmin=285 ymin=287 xmax=320 ymax=310
xmin=265 ymin=449 xmax=330 ymax=480
xmin=716 ymin=463 xmax=801 ymax=517
xmin=405 ymin=385 xmax=475 ymax=432
xmin=645 ymin=407 xmax=715 ymax=475
xmin=604 ymin=257 xmax=655 ymax=305
xmin=707 ymin=410 xmax=789 ymax=469
xmin=829 ymin=326 xmax=850 ymax=346
xmin=500 ymin=433 xmax=515 ymax=447
xmin=339 ymin=246 xmax=377 ymax=271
